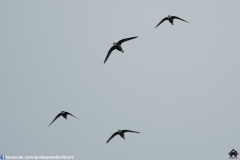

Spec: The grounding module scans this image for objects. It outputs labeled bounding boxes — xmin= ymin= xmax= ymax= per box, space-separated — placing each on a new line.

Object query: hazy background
xmin=0 ymin=0 xmax=239 ymax=159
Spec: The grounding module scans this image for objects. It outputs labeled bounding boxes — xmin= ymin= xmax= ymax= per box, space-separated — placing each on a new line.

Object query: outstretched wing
xmin=65 ymin=112 xmax=82 ymax=120
xmin=48 ymin=113 xmax=62 ymax=127
xmin=122 ymin=130 xmax=140 ymax=134
xmin=155 ymin=17 xmax=168 ymax=28
xmin=117 ymin=36 xmax=138 ymax=45
xmin=172 ymin=16 xmax=189 ymax=23
xmin=104 ymin=46 xmax=117 ymax=64
xmin=106 ymin=132 xmax=119 ymax=143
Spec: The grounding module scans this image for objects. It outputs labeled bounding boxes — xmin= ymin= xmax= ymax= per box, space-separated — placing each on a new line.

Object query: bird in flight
xmin=48 ymin=111 xmax=81 ymax=127
xmin=104 ymin=36 xmax=138 ymax=64
xmin=155 ymin=15 xmax=189 ymax=28
xmin=106 ymin=129 xmax=140 ymax=143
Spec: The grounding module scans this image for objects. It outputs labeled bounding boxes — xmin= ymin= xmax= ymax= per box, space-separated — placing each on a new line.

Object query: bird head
xmin=61 ymin=111 xmax=65 ymax=114
xmin=118 ymin=130 xmax=122 ymax=133
xmin=168 ymin=15 xmax=171 ymax=18
xmin=113 ymin=42 xmax=117 ymax=46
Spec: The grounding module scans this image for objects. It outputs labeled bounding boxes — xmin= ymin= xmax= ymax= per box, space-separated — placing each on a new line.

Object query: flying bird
xmin=104 ymin=36 xmax=138 ymax=64
xmin=106 ymin=129 xmax=140 ymax=143
xmin=155 ymin=15 xmax=189 ymax=28
xmin=48 ymin=111 xmax=81 ymax=127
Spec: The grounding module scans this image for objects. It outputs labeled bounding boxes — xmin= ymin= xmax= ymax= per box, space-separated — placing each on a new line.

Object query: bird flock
xmin=48 ymin=15 xmax=189 ymax=143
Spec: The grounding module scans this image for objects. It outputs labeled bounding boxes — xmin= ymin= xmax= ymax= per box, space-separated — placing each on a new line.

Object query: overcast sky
xmin=0 ymin=0 xmax=240 ymax=160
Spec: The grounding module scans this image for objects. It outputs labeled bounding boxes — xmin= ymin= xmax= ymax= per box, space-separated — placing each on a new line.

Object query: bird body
xmin=167 ymin=15 xmax=174 ymax=25
xmin=118 ymin=130 xmax=125 ymax=139
xmin=62 ymin=114 xmax=67 ymax=119
xmin=61 ymin=111 xmax=67 ymax=119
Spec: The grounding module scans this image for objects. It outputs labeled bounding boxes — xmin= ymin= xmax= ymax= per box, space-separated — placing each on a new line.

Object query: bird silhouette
xmin=155 ymin=15 xmax=189 ymax=28
xmin=48 ymin=111 xmax=81 ymax=127
xmin=106 ymin=129 xmax=140 ymax=143
xmin=104 ymin=36 xmax=138 ymax=64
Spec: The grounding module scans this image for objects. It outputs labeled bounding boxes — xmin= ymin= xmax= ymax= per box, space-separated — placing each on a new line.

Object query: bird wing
xmin=65 ymin=112 xmax=82 ymax=120
xmin=172 ymin=16 xmax=189 ymax=23
xmin=48 ymin=113 xmax=62 ymax=127
xmin=106 ymin=132 xmax=119 ymax=143
xmin=122 ymin=130 xmax=140 ymax=134
xmin=104 ymin=46 xmax=117 ymax=64
xmin=117 ymin=36 xmax=138 ymax=45
xmin=155 ymin=17 xmax=168 ymax=28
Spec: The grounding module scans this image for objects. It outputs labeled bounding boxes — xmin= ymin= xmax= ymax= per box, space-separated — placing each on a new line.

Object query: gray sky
xmin=0 ymin=0 xmax=240 ymax=159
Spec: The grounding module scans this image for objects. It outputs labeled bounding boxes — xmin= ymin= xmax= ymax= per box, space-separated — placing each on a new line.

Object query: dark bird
xmin=48 ymin=111 xmax=81 ymax=127
xmin=106 ymin=129 xmax=140 ymax=143
xmin=155 ymin=15 xmax=189 ymax=28
xmin=104 ymin=36 xmax=138 ymax=64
